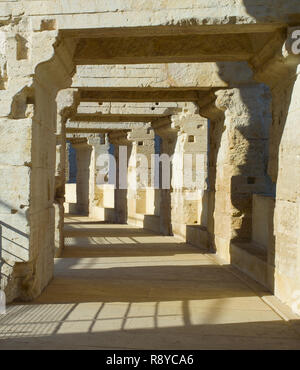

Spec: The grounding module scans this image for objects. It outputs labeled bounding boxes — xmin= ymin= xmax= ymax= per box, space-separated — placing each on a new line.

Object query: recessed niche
xmin=16 ymin=34 xmax=29 ymax=60
xmin=40 ymin=19 xmax=57 ymax=31
xmin=247 ymin=177 xmax=256 ymax=184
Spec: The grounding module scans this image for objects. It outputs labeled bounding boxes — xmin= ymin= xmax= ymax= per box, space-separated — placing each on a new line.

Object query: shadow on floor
xmin=1 ymin=218 xmax=300 ymax=350
xmin=1 ymin=306 xmax=300 ymax=349
xmin=34 ymin=263 xmax=263 ymax=304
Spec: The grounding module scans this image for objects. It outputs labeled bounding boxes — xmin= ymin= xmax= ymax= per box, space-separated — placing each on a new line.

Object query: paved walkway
xmin=1 ymin=216 xmax=300 ymax=350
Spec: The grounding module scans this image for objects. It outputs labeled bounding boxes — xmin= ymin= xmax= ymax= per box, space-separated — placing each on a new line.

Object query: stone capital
xmin=215 ymin=89 xmax=235 ymax=112
xmin=56 ymin=88 xmax=80 ymax=132
xmin=171 ymin=113 xmax=206 ymax=134
xmin=251 ymin=28 xmax=300 ymax=88
xmin=127 ymin=125 xmax=154 ymax=143
xmin=87 ymin=134 xmax=107 ymax=147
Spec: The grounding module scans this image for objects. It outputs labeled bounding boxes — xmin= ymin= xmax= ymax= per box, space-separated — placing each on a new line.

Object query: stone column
xmin=65 ymin=142 xmax=71 ymax=184
xmin=272 ymin=66 xmax=300 ymax=312
xmin=109 ymin=131 xmax=132 ymax=224
xmin=64 ymin=141 xmax=77 ymax=214
xmin=0 ymin=26 xmax=76 ymax=302
xmin=209 ymin=85 xmax=272 ymax=262
xmin=153 ymin=111 xmax=209 ymax=241
xmin=71 ymin=140 xmax=93 ymax=216
xmin=54 ymin=89 xmax=79 ymax=257
xmin=153 ymin=120 xmax=178 ymax=236
xmin=252 ymin=29 xmax=300 ymax=310
xmin=127 ymin=126 xmax=155 ymax=225
xmin=170 ymin=114 xmax=209 ymax=243
xmin=87 ymin=134 xmax=114 ymax=220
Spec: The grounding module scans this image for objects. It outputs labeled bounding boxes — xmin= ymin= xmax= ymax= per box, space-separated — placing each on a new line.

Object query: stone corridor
xmin=1 ymin=0 xmax=300 ymax=351
xmin=1 ymin=216 xmax=300 ymax=350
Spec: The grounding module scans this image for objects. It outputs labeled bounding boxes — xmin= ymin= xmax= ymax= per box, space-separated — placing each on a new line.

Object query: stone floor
xmin=1 ymin=215 xmax=300 ymax=350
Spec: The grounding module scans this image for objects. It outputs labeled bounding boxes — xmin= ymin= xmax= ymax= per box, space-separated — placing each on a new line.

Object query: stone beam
xmin=73 ymin=62 xmax=255 ymax=90
xmin=66 ymin=121 xmax=147 ymax=134
xmin=73 ymin=33 xmax=273 ymax=65
xmin=77 ymin=102 xmax=182 ymax=116
xmin=67 ymin=133 xmax=103 ymax=143
xmin=71 ymin=102 xmax=198 ymax=125
xmin=72 ymin=114 xmax=169 ymax=123
xmin=76 ymin=102 xmax=195 ymax=115
xmin=79 ymin=90 xmax=203 ymax=103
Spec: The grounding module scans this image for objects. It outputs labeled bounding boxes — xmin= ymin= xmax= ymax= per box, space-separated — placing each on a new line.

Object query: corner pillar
xmin=251 ymin=28 xmax=300 ymax=309
xmin=210 ymin=85 xmax=272 ymax=261
xmin=54 ymin=89 xmax=79 ymax=257
xmin=0 ymin=26 xmax=76 ymax=301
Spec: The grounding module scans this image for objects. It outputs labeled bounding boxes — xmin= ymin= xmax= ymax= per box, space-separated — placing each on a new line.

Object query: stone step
xmin=186 ymin=225 xmax=209 ymax=250
xmin=230 ymin=241 xmax=272 ymax=290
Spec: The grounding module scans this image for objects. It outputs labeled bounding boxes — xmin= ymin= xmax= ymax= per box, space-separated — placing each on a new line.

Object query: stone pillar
xmin=170 ymin=114 xmax=208 ymax=243
xmin=54 ymin=89 xmax=79 ymax=257
xmin=272 ymin=67 xmax=300 ymax=312
xmin=72 ymin=139 xmax=92 ymax=216
xmin=153 ymin=112 xmax=208 ymax=241
xmin=71 ymin=141 xmax=93 ymax=216
xmin=64 ymin=141 xmax=77 ymax=214
xmin=252 ymin=29 xmax=300 ymax=310
xmin=65 ymin=142 xmax=71 ymax=184
xmin=154 ymin=121 xmax=178 ymax=236
xmin=127 ymin=126 xmax=155 ymax=225
xmin=109 ymin=131 xmax=132 ymax=224
xmin=88 ymin=134 xmax=114 ymax=220
xmin=0 ymin=25 xmax=76 ymax=302
xmin=210 ymin=85 xmax=272 ymax=262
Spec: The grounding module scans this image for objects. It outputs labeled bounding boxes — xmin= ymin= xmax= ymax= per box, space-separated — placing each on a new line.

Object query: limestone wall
xmin=271 ymin=66 xmax=300 ymax=311
xmin=2 ymin=1 xmax=299 ymax=32
xmin=0 ymin=22 xmax=75 ymax=301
